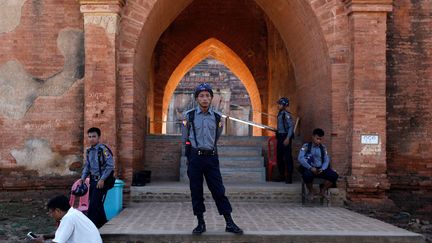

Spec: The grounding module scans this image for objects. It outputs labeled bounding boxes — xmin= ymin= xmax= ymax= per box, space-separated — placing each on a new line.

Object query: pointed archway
xmin=161 ymin=38 xmax=262 ymax=135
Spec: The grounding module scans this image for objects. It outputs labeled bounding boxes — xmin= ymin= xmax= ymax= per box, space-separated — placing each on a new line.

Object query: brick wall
xmin=0 ymin=0 xmax=82 ymax=77
xmin=144 ymin=135 xmax=182 ymax=181
xmin=0 ymin=0 xmax=84 ymax=189
xmin=386 ymin=0 xmax=432 ymax=213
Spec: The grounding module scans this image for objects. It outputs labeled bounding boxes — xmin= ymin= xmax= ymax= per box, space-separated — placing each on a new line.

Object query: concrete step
xmin=180 ymin=156 xmax=264 ymax=169
xmin=217 ymin=145 xmax=262 ymax=157
xmin=218 ymin=167 xmax=266 ymax=182
xmin=131 ymin=181 xmax=302 ymax=203
xmin=179 ymin=156 xmax=266 ymax=183
xmin=217 ymin=136 xmax=268 ymax=146
xmin=180 ymin=166 xmax=266 ymax=183
xmin=219 ymin=156 xmax=264 ymax=168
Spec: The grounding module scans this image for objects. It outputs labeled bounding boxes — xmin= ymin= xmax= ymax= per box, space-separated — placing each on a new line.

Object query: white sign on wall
xmin=361 ymin=134 xmax=379 ymax=145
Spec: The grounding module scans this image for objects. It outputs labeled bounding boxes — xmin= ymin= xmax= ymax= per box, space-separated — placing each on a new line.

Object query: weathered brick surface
xmin=309 ymin=0 xmax=351 ymax=177
xmin=0 ymin=0 xmax=84 ymax=189
xmin=0 ymin=167 xmax=76 ymax=191
xmin=82 ymin=24 xmax=118 ymax=154
xmin=144 ymin=135 xmax=182 ymax=181
xmin=386 ymin=0 xmax=432 ymax=214
xmin=0 ymin=0 xmax=82 ymax=78
xmin=346 ymin=9 xmax=391 ymax=202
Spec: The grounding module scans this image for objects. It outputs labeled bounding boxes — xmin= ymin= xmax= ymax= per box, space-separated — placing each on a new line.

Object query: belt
xmin=90 ymin=174 xmax=101 ymax=180
xmin=192 ymin=148 xmax=216 ymax=156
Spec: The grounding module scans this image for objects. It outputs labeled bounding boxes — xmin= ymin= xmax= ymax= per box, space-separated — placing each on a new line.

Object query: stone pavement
xmin=100 ymin=202 xmax=424 ymax=243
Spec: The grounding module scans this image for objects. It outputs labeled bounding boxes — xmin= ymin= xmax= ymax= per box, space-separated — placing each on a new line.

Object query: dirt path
xmin=0 ymin=200 xmax=56 ymax=242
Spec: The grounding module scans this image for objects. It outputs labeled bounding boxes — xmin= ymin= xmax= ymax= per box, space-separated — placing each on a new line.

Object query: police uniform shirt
xmin=81 ymin=143 xmax=114 ymax=180
xmin=297 ymin=143 xmax=330 ymax=170
xmin=277 ymin=110 xmax=294 ymax=137
xmin=181 ymin=107 xmax=224 ymax=150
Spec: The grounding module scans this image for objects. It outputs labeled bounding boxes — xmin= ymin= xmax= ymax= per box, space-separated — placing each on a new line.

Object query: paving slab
xmin=100 ymin=202 xmax=424 ymax=243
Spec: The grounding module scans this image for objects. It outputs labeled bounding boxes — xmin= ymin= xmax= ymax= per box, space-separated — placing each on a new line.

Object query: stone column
xmin=79 ymin=0 xmax=124 ymax=174
xmin=344 ymin=0 xmax=393 ymax=204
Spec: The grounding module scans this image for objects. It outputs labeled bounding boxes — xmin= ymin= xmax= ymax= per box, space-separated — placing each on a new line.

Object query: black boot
xmin=224 ymin=214 xmax=243 ymax=234
xmin=192 ymin=214 xmax=206 ymax=235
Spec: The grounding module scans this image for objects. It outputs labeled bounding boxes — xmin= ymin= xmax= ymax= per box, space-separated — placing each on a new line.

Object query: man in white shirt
xmin=32 ymin=195 xmax=102 ymax=243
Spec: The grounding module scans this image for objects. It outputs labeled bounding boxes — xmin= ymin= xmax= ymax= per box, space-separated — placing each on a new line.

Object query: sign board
xmin=361 ymin=134 xmax=379 ymax=145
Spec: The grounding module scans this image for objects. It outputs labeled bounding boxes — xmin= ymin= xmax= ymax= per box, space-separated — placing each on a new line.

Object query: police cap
xmin=194 ymin=83 xmax=214 ymax=98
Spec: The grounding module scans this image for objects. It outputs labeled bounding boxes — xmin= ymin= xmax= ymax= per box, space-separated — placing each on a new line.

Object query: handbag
xmin=103 ymin=171 xmax=115 ymax=190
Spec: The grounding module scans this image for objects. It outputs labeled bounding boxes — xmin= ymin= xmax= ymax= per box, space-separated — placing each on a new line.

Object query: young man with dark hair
xmin=298 ymin=128 xmax=339 ymax=200
xmin=182 ymin=83 xmax=243 ymax=235
xmin=31 ymin=195 xmax=102 ymax=243
xmin=80 ymin=127 xmax=114 ymax=228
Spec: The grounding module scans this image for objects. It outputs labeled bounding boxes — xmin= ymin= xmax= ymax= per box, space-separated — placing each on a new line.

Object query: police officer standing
xmin=80 ymin=127 xmax=114 ymax=228
xmin=182 ymin=83 xmax=243 ymax=235
xmin=276 ymin=97 xmax=294 ymax=183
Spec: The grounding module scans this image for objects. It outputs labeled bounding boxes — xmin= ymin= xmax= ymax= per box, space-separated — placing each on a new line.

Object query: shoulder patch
xmin=103 ymin=148 xmax=111 ymax=158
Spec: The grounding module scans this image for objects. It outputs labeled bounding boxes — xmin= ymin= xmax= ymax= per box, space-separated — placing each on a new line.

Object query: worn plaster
xmin=0 ymin=0 xmax=26 ymax=33
xmin=0 ymin=28 xmax=84 ymax=119
xmin=10 ymin=139 xmax=80 ymax=176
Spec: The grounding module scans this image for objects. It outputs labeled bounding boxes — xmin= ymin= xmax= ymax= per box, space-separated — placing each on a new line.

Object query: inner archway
xmin=165 ymin=57 xmax=253 ymax=136
xmin=117 ymin=0 xmax=350 ymax=183
xmin=162 ymin=38 xmax=262 ymax=136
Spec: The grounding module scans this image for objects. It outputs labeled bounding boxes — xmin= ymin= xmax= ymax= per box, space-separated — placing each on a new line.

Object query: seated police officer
xmin=182 ymin=83 xmax=243 ymax=235
xmin=297 ymin=128 xmax=338 ymax=200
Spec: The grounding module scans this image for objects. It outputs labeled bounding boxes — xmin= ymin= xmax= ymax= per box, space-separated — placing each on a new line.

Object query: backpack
xmin=305 ymin=142 xmax=325 ymax=165
xmin=97 ymin=145 xmax=116 ymax=190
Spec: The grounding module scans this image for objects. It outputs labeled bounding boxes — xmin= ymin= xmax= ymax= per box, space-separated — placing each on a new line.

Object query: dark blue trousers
xmin=301 ymin=167 xmax=339 ymax=184
xmin=187 ymin=152 xmax=232 ymax=215
xmin=88 ymin=178 xmax=108 ymax=228
xmin=276 ymin=133 xmax=293 ymax=178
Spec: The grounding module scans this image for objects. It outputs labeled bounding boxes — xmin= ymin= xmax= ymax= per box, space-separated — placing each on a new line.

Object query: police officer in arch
xmin=276 ymin=97 xmax=294 ymax=183
xmin=182 ymin=83 xmax=243 ymax=235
